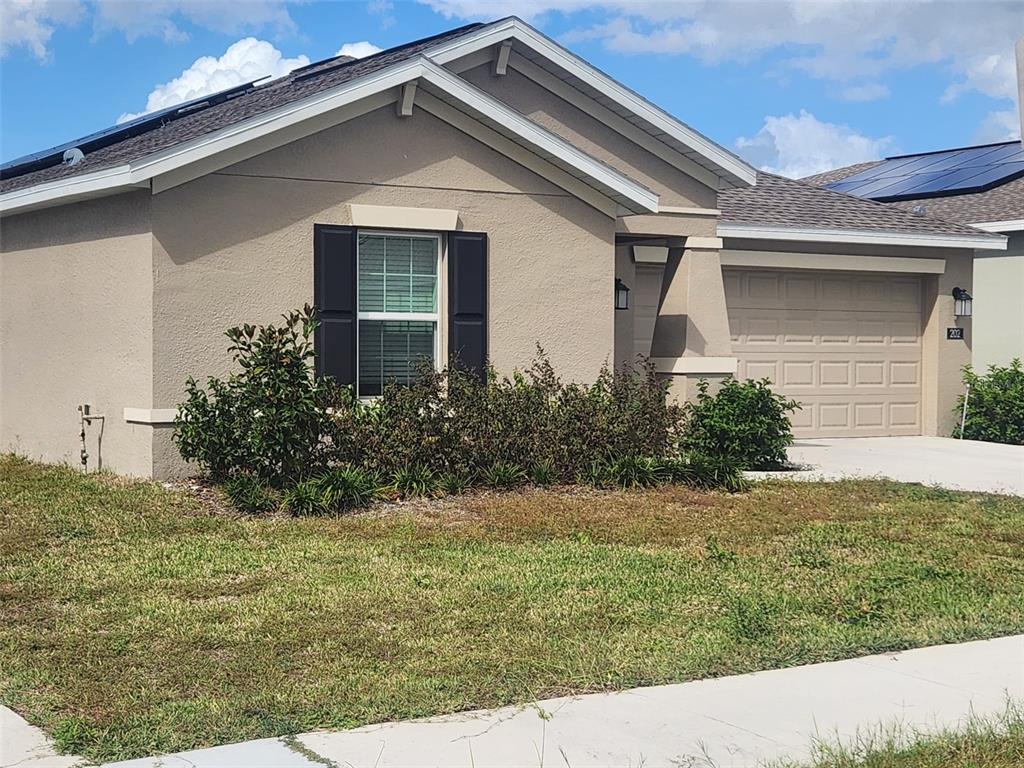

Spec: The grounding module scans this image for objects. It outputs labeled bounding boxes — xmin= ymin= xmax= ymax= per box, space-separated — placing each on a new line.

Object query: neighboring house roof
xmin=0 ymin=54 xmax=659 ymax=217
xmin=718 ymin=172 xmax=1006 ymax=249
xmin=1 ymin=16 xmax=755 ymax=217
xmin=802 ymin=143 xmax=1024 ymax=231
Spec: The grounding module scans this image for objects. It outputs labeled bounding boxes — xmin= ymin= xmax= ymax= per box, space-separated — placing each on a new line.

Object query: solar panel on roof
xmin=0 ymin=79 xmax=259 ymax=179
xmin=824 ymin=140 xmax=1024 ymax=201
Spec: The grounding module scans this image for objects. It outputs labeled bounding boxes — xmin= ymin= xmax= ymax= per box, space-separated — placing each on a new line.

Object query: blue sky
xmin=2 ymin=0 xmax=1021 ymax=178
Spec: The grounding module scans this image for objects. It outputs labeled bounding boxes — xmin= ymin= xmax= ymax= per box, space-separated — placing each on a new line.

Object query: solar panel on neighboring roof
xmin=824 ymin=141 xmax=1024 ymax=201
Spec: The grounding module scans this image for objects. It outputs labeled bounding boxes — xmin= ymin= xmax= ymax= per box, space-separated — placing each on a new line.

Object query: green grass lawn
xmin=777 ymin=706 xmax=1024 ymax=768
xmin=2 ymin=454 xmax=1023 ymax=762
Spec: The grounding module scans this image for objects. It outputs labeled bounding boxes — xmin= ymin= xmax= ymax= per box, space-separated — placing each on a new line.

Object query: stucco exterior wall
xmin=0 ymin=191 xmax=154 ymax=475
xmin=921 ymin=248 xmax=974 ymax=436
xmin=460 ymin=62 xmax=718 ymax=210
xmin=150 ymin=104 xmax=615 ymax=476
xmin=973 ymin=232 xmax=1024 ymax=369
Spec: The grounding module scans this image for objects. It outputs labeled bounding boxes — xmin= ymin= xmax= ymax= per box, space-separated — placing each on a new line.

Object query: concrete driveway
xmin=767 ymin=436 xmax=1024 ymax=495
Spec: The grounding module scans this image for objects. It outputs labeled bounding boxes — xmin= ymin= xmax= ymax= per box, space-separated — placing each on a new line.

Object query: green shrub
xmin=173 ymin=306 xmax=338 ymax=487
xmin=953 ymin=359 xmax=1024 ymax=445
xmin=179 ymin=309 xmax=751 ymax=499
xmin=325 ymin=351 xmax=685 ymax=485
xmin=222 ymin=474 xmax=279 ymax=515
xmin=682 ymin=377 xmax=800 ymax=470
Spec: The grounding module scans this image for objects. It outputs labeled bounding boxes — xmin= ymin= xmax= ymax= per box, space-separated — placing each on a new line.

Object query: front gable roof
xmin=1 ymin=16 xmax=754 ymax=217
xmin=428 ymin=17 xmax=756 ymax=190
xmin=0 ymin=36 xmax=658 ymax=217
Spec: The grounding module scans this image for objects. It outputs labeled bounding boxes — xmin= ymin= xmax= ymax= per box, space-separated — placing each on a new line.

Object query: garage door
xmin=724 ymin=268 xmax=922 ymax=437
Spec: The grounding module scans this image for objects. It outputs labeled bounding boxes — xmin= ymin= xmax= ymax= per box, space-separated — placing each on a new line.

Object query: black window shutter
xmin=313 ymin=224 xmax=357 ymax=386
xmin=447 ymin=231 xmax=488 ymax=379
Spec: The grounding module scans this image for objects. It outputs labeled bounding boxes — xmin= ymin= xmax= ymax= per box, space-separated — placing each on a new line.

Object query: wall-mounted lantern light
xmin=614 ymin=278 xmax=630 ymax=310
xmin=952 ymin=287 xmax=972 ymax=318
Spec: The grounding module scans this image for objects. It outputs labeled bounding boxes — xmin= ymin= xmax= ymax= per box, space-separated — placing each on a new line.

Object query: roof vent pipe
xmin=63 ymin=147 xmax=85 ymax=166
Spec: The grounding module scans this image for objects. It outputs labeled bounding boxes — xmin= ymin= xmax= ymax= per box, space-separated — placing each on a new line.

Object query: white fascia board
xmin=970 ymin=219 xmax=1024 ymax=233
xmin=427 ymin=18 xmax=757 ymax=188
xmin=128 ymin=58 xmax=428 ymax=183
xmin=0 ymin=58 xmax=425 ymax=216
xmin=418 ymin=59 xmax=657 ymax=214
xmin=717 ymin=223 xmax=1008 ymax=250
xmin=1 ymin=54 xmax=656 ymax=217
xmin=0 ymin=164 xmax=143 ymax=214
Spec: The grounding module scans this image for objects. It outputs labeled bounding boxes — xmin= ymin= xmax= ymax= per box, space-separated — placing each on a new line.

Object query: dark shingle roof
xmin=719 ymin=172 xmax=1000 ymax=239
xmin=0 ymin=22 xmax=486 ymax=195
xmin=883 ymin=176 xmax=1024 ymax=225
xmin=802 ymin=153 xmax=1024 ymax=226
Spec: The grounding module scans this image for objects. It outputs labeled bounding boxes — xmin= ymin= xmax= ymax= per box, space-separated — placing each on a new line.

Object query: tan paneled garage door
xmin=724 ymin=268 xmax=922 ymax=437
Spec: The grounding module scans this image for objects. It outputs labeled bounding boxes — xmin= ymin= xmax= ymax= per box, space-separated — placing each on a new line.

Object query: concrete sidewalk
xmin=0 ymin=706 xmax=82 ymax=768
xmin=92 ymin=634 xmax=1023 ymax=768
xmin=751 ymin=436 xmax=1024 ymax=496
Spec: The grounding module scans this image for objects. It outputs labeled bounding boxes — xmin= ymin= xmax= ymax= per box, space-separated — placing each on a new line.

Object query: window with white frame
xmin=356 ymin=232 xmax=439 ymax=397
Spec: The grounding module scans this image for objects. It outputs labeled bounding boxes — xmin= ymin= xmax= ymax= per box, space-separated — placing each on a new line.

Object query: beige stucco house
xmin=0 ymin=17 xmax=1006 ymax=479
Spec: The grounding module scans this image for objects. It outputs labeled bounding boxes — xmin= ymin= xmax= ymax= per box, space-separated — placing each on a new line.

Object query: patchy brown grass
xmin=776 ymin=705 xmax=1024 ymax=768
xmin=1 ymin=454 xmax=1023 ymax=762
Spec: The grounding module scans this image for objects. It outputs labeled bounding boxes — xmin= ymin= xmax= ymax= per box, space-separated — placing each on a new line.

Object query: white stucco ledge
xmin=632 ymin=245 xmax=669 ymax=264
xmin=652 ymin=356 xmax=738 ymax=375
xmin=684 ymin=236 xmax=723 ymax=250
xmin=124 ymin=408 xmax=178 ymax=425
xmin=348 ymin=204 xmax=459 ymax=231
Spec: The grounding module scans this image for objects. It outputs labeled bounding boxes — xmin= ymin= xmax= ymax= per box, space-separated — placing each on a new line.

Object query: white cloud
xmin=336 ymin=40 xmax=383 ymax=59
xmin=117 ymin=37 xmax=308 ymax=123
xmin=0 ymin=0 xmax=83 ymax=59
xmin=367 ymin=0 xmax=396 ymax=30
xmin=974 ymin=109 xmax=1021 ymax=143
xmin=943 ymin=52 xmax=1018 ymax=103
xmin=735 ymin=109 xmax=896 ymax=179
xmin=422 ymin=0 xmax=1022 ymax=108
xmin=92 ymin=0 xmax=296 ymax=43
xmin=839 ymin=83 xmax=890 ymax=103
